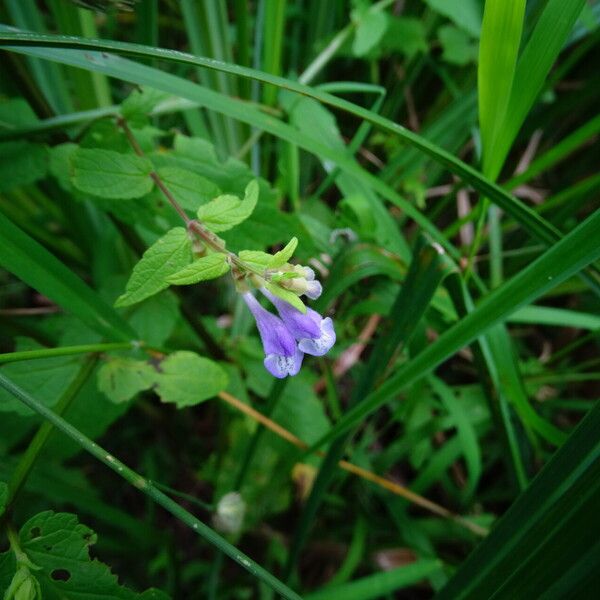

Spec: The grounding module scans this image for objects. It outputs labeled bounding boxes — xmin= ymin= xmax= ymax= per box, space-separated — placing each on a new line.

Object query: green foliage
xmin=154 ymin=351 xmax=228 ymax=408
xmin=0 ymin=2 xmax=597 ymax=599
xmin=71 ymin=148 xmax=155 ymax=199
xmin=115 ymin=227 xmax=192 ymax=307
xmin=195 ymin=180 xmax=259 ymax=233
xmin=166 ymin=253 xmax=230 ymax=285
xmin=0 ymin=511 xmax=163 ymax=599
xmin=97 ymin=356 xmax=156 ymax=403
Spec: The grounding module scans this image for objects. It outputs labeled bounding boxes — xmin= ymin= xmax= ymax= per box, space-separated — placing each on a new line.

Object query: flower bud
xmin=213 ymin=492 xmax=246 ymax=535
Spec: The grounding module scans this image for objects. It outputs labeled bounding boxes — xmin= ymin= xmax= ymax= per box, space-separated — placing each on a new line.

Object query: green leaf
xmin=425 ymin=0 xmax=482 ymax=37
xmin=383 ymin=17 xmax=428 ymax=58
xmin=166 ymin=253 xmax=230 ymax=285
xmin=196 ymin=180 xmax=259 ymax=232
xmin=121 ymin=86 xmax=168 ymax=127
xmin=115 ymin=227 xmax=192 ymax=307
xmin=154 ymin=351 xmax=228 ymax=408
xmin=71 ymin=147 xmax=154 ymax=199
xmin=265 ymin=283 xmax=306 ymax=314
xmin=156 ymin=166 xmax=221 ymax=211
xmin=437 ymin=403 xmax=600 ymax=599
xmin=97 ymin=357 xmax=156 ymax=403
xmin=238 ymin=250 xmax=274 ymax=272
xmin=439 ymin=25 xmax=478 ymax=66
xmin=270 ymin=237 xmax=298 ymax=268
xmin=0 ymin=141 xmax=47 ymax=192
xmin=352 ymin=9 xmax=389 ymax=57
xmin=492 ymin=0 xmax=587 ymax=175
xmin=478 ymin=0 xmax=526 ymax=176
xmin=0 ymin=511 xmax=165 ymax=598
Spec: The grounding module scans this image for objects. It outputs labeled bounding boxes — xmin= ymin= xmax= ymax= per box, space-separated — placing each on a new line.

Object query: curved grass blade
xmin=0 ymin=211 xmax=135 ymax=341
xmin=437 ymin=401 xmax=600 ymax=599
xmin=306 ymin=209 xmax=600 ymax=452
xmin=0 ymin=372 xmax=303 ymax=600
xmin=0 ymin=30 xmax=581 ymax=252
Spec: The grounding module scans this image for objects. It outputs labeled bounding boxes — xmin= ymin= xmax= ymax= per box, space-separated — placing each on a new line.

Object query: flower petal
xmin=264 ymin=347 xmax=304 ymax=378
xmin=298 ymin=317 xmax=336 ymax=356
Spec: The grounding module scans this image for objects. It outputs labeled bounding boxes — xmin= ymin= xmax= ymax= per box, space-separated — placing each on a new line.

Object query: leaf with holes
xmin=0 ymin=511 xmax=167 ymax=598
xmin=196 ymin=180 xmax=258 ymax=232
xmin=155 ymin=351 xmax=228 ymax=408
xmin=115 ymin=227 xmax=192 ymax=307
xmin=97 ymin=357 xmax=156 ymax=403
xmin=71 ymin=148 xmax=154 ymax=199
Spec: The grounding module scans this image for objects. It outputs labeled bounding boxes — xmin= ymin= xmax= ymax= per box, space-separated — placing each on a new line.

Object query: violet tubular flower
xmin=262 ymin=289 xmax=336 ymax=357
xmin=242 ymin=292 xmax=303 ymax=378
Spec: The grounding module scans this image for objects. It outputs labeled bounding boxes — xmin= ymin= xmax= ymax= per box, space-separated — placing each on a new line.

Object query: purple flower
xmin=261 ymin=289 xmax=336 ymax=357
xmin=242 ymin=292 xmax=303 ymax=378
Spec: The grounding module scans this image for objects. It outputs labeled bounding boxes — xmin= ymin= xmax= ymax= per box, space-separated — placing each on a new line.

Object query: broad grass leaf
xmin=155 ymin=351 xmax=228 ymax=408
xmin=196 ymin=180 xmax=258 ymax=232
xmin=97 ymin=357 xmax=156 ymax=403
xmin=71 ymin=147 xmax=154 ymax=199
xmin=166 ymin=253 xmax=230 ymax=285
xmin=115 ymin=227 xmax=192 ymax=307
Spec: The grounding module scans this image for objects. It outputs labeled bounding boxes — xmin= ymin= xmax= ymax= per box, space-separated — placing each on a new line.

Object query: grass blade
xmin=307 ymin=209 xmax=600 ymax=451
xmin=0 ymin=210 xmax=135 ymax=342
xmin=0 ymin=372 xmax=303 ymax=600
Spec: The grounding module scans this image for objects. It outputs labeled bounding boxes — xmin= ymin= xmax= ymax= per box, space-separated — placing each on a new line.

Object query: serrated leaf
xmin=115 ymin=227 xmax=192 ymax=307
xmin=71 ymin=148 xmax=154 ymax=199
xmin=156 ymin=166 xmax=221 ymax=211
xmin=166 ymin=253 xmax=229 ymax=285
xmin=155 ymin=351 xmax=228 ymax=408
xmin=270 ymin=237 xmax=298 ymax=268
xmin=0 ymin=511 xmax=165 ymax=599
xmin=196 ymin=180 xmax=259 ymax=232
xmin=97 ymin=357 xmax=156 ymax=403
xmin=265 ymin=283 xmax=306 ymax=314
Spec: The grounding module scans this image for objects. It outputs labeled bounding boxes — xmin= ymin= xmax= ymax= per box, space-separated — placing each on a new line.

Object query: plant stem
xmin=0 ymin=372 xmax=302 ymax=600
xmin=0 ymin=342 xmax=133 ymax=364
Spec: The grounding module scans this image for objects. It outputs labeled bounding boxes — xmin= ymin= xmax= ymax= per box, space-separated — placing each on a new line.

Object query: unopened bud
xmin=213 ymin=492 xmax=246 ymax=535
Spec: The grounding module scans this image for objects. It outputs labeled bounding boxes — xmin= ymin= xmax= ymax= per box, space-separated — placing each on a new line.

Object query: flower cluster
xmin=242 ymin=269 xmax=335 ymax=378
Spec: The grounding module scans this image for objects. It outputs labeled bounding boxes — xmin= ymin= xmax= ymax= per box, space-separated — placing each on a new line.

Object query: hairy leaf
xmin=97 ymin=357 xmax=156 ymax=403
xmin=71 ymin=147 xmax=154 ymax=199
xmin=166 ymin=253 xmax=230 ymax=285
xmin=196 ymin=180 xmax=259 ymax=232
xmin=115 ymin=227 xmax=192 ymax=307
xmin=154 ymin=351 xmax=228 ymax=408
